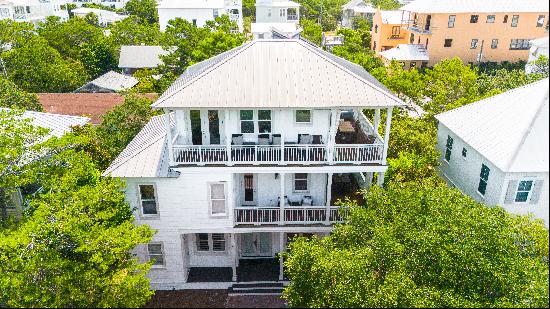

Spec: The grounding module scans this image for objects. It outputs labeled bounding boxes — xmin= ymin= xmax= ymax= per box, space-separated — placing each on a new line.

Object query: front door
xmin=241 ymin=233 xmax=271 ymax=257
xmin=242 ymin=174 xmax=256 ymax=205
xmin=190 ymin=110 xmax=203 ymax=145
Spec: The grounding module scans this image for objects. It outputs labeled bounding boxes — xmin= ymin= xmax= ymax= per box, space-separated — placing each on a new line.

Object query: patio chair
xmin=298 ymin=134 xmax=312 ymax=144
xmin=231 ymin=134 xmax=244 ymax=145
xmin=302 ymin=195 xmax=313 ymax=206
xmin=272 ymin=134 xmax=281 ymax=145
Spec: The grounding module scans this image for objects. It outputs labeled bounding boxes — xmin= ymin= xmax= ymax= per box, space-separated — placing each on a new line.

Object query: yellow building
xmin=371 ymin=9 xmax=409 ymax=53
xmin=372 ymin=0 xmax=549 ymax=67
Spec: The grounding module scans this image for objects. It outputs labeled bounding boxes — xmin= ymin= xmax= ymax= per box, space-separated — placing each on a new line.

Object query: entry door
xmin=208 ymin=110 xmax=221 ymax=144
xmin=190 ymin=110 xmax=203 ymax=145
xmin=242 ymin=174 xmax=256 ymax=205
xmin=241 ymin=233 xmax=271 ymax=257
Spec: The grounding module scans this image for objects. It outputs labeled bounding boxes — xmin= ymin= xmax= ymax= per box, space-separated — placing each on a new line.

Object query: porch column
xmin=279 ymin=232 xmax=285 ymax=281
xmin=365 ymin=172 xmax=374 ymax=188
xmin=165 ymin=109 xmax=174 ymax=166
xmin=231 ymin=233 xmax=238 ymax=281
xmin=279 ymin=132 xmax=285 ymax=165
xmin=225 ymin=110 xmax=233 ymax=165
xmin=325 ymin=173 xmax=333 ymax=225
xmin=374 ymin=108 xmax=381 ymax=134
xmin=382 ymin=107 xmax=393 ymax=165
xmin=327 ymin=108 xmax=338 ymax=165
xmin=279 ymin=173 xmax=285 ymax=225
xmin=377 ymin=172 xmax=385 ymax=187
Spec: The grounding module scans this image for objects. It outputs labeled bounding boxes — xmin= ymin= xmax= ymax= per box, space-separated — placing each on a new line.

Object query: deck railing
xmin=234 ymin=206 xmax=347 ymax=225
xmin=172 ymin=144 xmax=383 ymax=165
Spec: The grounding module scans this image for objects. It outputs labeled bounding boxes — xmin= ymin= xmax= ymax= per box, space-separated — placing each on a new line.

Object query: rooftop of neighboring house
xmin=401 ymin=0 xmax=549 ymax=14
xmin=342 ymin=0 xmax=375 ymax=13
xmin=379 ymin=44 xmax=429 ymax=61
xmin=256 ymin=0 xmax=300 ymax=8
xmin=251 ymin=22 xmax=299 ymax=34
xmin=531 ymin=36 xmax=549 ymax=48
xmin=153 ymin=39 xmax=403 ymax=109
xmin=379 ymin=10 xmax=405 ymax=24
xmin=74 ymin=71 xmax=139 ymax=93
xmin=118 ymin=45 xmax=170 ymax=69
xmin=157 ymin=0 xmax=226 ymax=9
xmin=38 ymin=93 xmax=157 ymax=125
xmin=435 ymin=78 xmax=549 ymax=173
xmin=10 ymin=109 xmax=90 ymax=138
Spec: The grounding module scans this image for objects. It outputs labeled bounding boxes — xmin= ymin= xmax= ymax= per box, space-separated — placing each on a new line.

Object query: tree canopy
xmin=124 ymin=0 xmax=159 ymax=24
xmin=0 ymin=78 xmax=43 ymax=111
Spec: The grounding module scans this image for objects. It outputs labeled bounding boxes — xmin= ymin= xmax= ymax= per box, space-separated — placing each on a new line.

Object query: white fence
xmin=234 ymin=206 xmax=347 ymax=225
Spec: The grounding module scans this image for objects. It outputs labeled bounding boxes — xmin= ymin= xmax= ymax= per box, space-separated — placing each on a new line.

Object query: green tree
xmin=108 ymin=15 xmax=163 ymax=46
xmin=0 ymin=78 xmax=43 ymax=111
xmin=124 ymin=0 xmax=159 ymax=24
xmin=300 ymin=19 xmax=322 ymax=45
xmin=528 ymin=55 xmax=549 ymax=77
xmin=332 ymin=28 xmax=383 ymax=72
xmin=0 ymin=19 xmax=36 ymax=52
xmin=375 ymin=61 xmax=426 ymax=103
xmin=368 ymin=0 xmax=400 ymax=10
xmin=242 ymin=0 xmax=256 ymax=19
xmin=283 ymin=180 xmax=549 ymax=308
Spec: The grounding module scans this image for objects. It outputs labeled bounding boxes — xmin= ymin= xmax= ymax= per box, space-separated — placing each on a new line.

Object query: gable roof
xmin=118 ymin=45 xmax=170 ymax=69
xmin=401 ymin=0 xmax=549 ymax=13
xmin=19 ymin=110 xmax=90 ymax=138
xmin=74 ymin=71 xmax=138 ymax=93
xmin=153 ymin=39 xmax=403 ymax=109
xmin=379 ymin=44 xmax=429 ymax=61
xmin=103 ymin=114 xmax=174 ymax=178
xmin=435 ymin=78 xmax=549 ymax=173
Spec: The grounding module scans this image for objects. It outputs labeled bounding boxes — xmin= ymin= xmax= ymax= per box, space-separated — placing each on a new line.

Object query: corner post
xmin=165 ymin=109 xmax=174 ymax=166
xmin=382 ymin=107 xmax=393 ymax=165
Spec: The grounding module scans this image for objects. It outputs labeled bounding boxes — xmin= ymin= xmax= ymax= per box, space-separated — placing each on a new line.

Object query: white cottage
xmin=0 ymin=0 xmax=68 ymax=23
xmin=526 ymin=36 xmax=549 ymax=74
xmin=251 ymin=0 xmax=300 ymax=39
xmin=436 ymin=78 xmax=549 ymax=227
xmin=341 ymin=0 xmax=376 ymax=29
xmin=158 ymin=0 xmax=243 ymax=32
xmin=103 ymin=39 xmax=404 ymax=291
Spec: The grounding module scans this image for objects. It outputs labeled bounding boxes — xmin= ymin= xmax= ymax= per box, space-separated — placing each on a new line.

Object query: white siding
xmin=159 ymin=8 xmax=218 ymax=31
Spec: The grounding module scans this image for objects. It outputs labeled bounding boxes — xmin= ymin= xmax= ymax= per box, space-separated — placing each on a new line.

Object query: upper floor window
xmin=258 ymin=110 xmax=271 ymax=133
xmin=196 ymin=233 xmax=226 ymax=252
xmin=470 ymin=39 xmax=479 ymax=49
xmin=536 ymin=15 xmax=545 ymax=27
xmin=294 ymin=173 xmax=308 ymax=192
xmin=486 ymin=15 xmax=495 ymax=23
xmin=374 ymin=24 xmax=378 ymax=33
xmin=240 ymin=110 xmax=272 ymax=133
xmin=511 ymin=15 xmax=519 ymax=27
xmin=209 ymin=182 xmax=227 ymax=216
xmin=295 ymin=110 xmax=311 ymax=124
xmin=503 ymin=15 xmax=508 ymax=23
xmin=444 ymin=135 xmax=453 ymax=162
xmin=491 ymin=39 xmax=499 ymax=49
xmin=461 ymin=147 xmax=467 ymax=158
xmin=267 ymin=8 xmax=271 ymax=17
xmin=515 ymin=180 xmax=533 ymax=203
xmin=477 ymin=164 xmax=490 ymax=196
xmin=510 ymin=39 xmax=530 ymax=50
xmin=279 ymin=8 xmax=286 ymax=17
xmin=139 ymin=184 xmax=158 ymax=216
xmin=391 ymin=26 xmax=400 ymax=36
xmin=470 ymin=15 xmax=479 ymax=23
xmin=192 ymin=19 xmax=197 ymax=26
xmin=448 ymin=15 xmax=456 ymax=28
xmin=444 ymin=38 xmax=453 ymax=47
xmin=147 ymin=243 xmax=164 ymax=266
xmin=240 ymin=110 xmax=254 ymax=133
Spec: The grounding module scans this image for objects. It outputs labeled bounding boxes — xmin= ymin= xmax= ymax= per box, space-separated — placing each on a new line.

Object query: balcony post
xmin=325 ymin=173 xmax=333 ymax=225
xmin=377 ymin=172 xmax=385 ymax=187
xmin=279 ymin=172 xmax=285 ymax=225
xmin=225 ymin=110 xmax=233 ymax=166
xmin=278 ymin=232 xmax=285 ymax=281
xmin=231 ymin=233 xmax=238 ymax=281
xmin=374 ymin=108 xmax=380 ymax=135
xmin=328 ymin=108 xmax=338 ymax=165
xmin=382 ymin=107 xmax=393 ymax=165
xmin=279 ymin=133 xmax=285 ymax=165
xmin=165 ymin=109 xmax=174 ymax=166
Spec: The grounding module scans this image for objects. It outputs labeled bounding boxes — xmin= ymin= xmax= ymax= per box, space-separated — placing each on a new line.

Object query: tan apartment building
xmin=371 ymin=9 xmax=410 ymax=53
xmin=373 ymin=0 xmax=549 ymax=67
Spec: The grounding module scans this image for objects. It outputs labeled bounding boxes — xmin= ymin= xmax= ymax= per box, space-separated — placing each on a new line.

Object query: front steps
xmin=228 ymin=281 xmax=286 ymax=296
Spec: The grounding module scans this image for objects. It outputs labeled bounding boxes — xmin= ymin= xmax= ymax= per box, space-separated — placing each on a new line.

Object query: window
xmin=409 ymin=62 xmax=416 ymax=68
xmin=147 ymin=243 xmax=164 ymax=266
xmin=294 ymin=173 xmax=308 ymax=192
xmin=425 ymin=14 xmax=431 ymax=31
xmin=25 ymin=6 xmax=30 ymax=13
xmin=240 ymin=110 xmax=254 ymax=133
xmin=477 ymin=164 xmax=490 ymax=195
xmin=213 ymin=9 xmax=219 ymax=18
xmin=279 ymin=8 xmax=286 ymax=17
xmin=295 ymin=110 xmax=311 ymax=123
xmin=461 ymin=147 xmax=467 ymax=158
xmin=391 ymin=26 xmax=400 ymax=36
xmin=267 ymin=8 xmax=271 ymax=17
xmin=192 ymin=19 xmax=197 ymax=26
xmin=139 ymin=185 xmax=158 ymax=215
xmin=486 ymin=15 xmax=495 ymax=23
xmin=258 ymin=110 xmax=271 ymax=133
xmin=444 ymin=135 xmax=453 ymax=162
xmin=448 ymin=15 xmax=456 ymax=28
xmin=374 ymin=24 xmax=378 ymax=33
xmin=536 ymin=15 xmax=545 ymax=27
xmin=258 ymin=33 xmax=264 ymax=39
xmin=209 ymin=183 xmax=227 ymax=216
xmin=373 ymin=41 xmax=377 ymax=50
xmin=470 ymin=15 xmax=479 ymax=23
xmin=510 ymin=39 xmax=531 ymax=50
xmin=409 ymin=33 xmax=414 ymax=44
xmin=491 ymin=39 xmax=498 ymax=49
xmin=515 ymin=180 xmax=533 ymax=202
xmin=196 ymin=233 xmax=226 ymax=252
xmin=444 ymin=39 xmax=453 ymax=47
xmin=511 ymin=15 xmax=519 ymax=27
xmin=503 ymin=15 xmax=508 ymax=23
xmin=470 ymin=39 xmax=479 ymax=49
xmin=421 ymin=61 xmax=428 ymax=68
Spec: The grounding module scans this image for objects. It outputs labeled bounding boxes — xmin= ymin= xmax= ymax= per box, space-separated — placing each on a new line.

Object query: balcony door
xmin=208 ymin=110 xmax=221 ymax=145
xmin=242 ymin=174 xmax=256 ymax=206
xmin=190 ymin=110 xmax=203 ymax=145
xmin=190 ymin=110 xmax=221 ymax=145
xmin=241 ymin=233 xmax=271 ymax=257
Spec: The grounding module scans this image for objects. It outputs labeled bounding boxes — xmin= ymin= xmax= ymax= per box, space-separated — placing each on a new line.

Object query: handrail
xmin=234 ymin=206 xmax=346 ymax=225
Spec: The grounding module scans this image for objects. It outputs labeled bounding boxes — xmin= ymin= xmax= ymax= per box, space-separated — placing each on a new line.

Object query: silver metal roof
xmin=118 ymin=45 xmax=170 ymax=69
xmin=153 ymin=39 xmax=404 ymax=109
xmin=379 ymin=44 xmax=429 ymax=61
xmin=75 ymin=71 xmax=138 ymax=93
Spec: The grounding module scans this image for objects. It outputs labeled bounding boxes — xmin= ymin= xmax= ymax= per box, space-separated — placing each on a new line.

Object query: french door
xmin=241 ymin=233 xmax=271 ymax=257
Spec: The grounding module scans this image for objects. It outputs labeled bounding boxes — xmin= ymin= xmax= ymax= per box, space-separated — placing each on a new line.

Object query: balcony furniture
xmin=272 ymin=134 xmax=281 ymax=145
xmin=258 ymin=134 xmax=270 ymax=145
xmin=232 ymin=134 xmax=244 ymax=145
xmin=312 ymin=135 xmax=323 ymax=144
xmin=277 ymin=195 xmax=290 ymax=206
xmin=302 ymin=195 xmax=313 ymax=206
xmin=340 ymin=110 xmax=354 ymax=121
xmin=298 ymin=134 xmax=312 ymax=144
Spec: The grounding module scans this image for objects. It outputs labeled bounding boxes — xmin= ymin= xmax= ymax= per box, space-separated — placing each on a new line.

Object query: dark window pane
xmin=241 ymin=121 xmax=254 ymax=133
xmin=258 ymin=121 xmax=271 ymax=133
xmin=478 ymin=180 xmax=487 ymax=195
xmin=518 ymin=181 xmax=533 ymax=191
xmin=296 ymin=110 xmax=311 ymax=123
xmin=515 ymin=192 xmax=529 ymax=202
xmin=212 ymin=234 xmax=225 ymax=251
xmin=240 ymin=110 xmax=253 ymax=120
xmin=258 ymin=110 xmax=271 ymax=120
xmin=142 ymin=200 xmax=158 ymax=215
xmin=140 ymin=185 xmax=155 ymax=199
xmin=197 ymin=234 xmax=210 ymax=251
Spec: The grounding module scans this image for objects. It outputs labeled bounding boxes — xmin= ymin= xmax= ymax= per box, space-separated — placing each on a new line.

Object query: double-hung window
xmin=444 ymin=135 xmax=453 ymax=162
xmin=258 ymin=110 xmax=272 ymax=133
xmin=139 ymin=184 xmax=158 ymax=216
xmin=209 ymin=183 xmax=227 ymax=216
xmin=293 ymin=173 xmax=308 ymax=192
xmin=196 ymin=233 xmax=226 ymax=252
xmin=470 ymin=39 xmax=479 ymax=49
xmin=511 ymin=15 xmax=519 ymax=27
xmin=477 ymin=164 xmax=490 ymax=196
xmin=279 ymin=8 xmax=286 ymax=17
xmin=448 ymin=15 xmax=456 ymax=28
xmin=491 ymin=39 xmax=498 ymax=49
xmin=510 ymin=39 xmax=531 ymax=50
xmin=295 ymin=110 xmax=311 ymax=123
xmin=515 ymin=180 xmax=533 ymax=203
xmin=240 ymin=110 xmax=272 ymax=133
xmin=240 ymin=110 xmax=254 ymax=133
xmin=213 ymin=9 xmax=219 ymax=18
xmin=147 ymin=243 xmax=164 ymax=266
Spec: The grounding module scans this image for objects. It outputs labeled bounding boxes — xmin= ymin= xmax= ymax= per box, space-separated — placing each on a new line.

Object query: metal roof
xmin=380 ymin=10 xmax=404 ymax=24
xmin=251 ymin=22 xmax=298 ymax=34
xmin=75 ymin=71 xmax=138 ymax=93
xmin=435 ymin=78 xmax=549 ymax=173
xmin=379 ymin=44 xmax=430 ymax=61
xmin=531 ymin=36 xmax=549 ymax=48
xmin=7 ymin=109 xmax=90 ymax=138
xmin=103 ymin=114 xmax=174 ymax=178
xmin=401 ymin=0 xmax=549 ymax=13
xmin=342 ymin=0 xmax=375 ymax=12
xmin=153 ymin=39 xmax=404 ymax=109
xmin=118 ymin=45 xmax=170 ymax=69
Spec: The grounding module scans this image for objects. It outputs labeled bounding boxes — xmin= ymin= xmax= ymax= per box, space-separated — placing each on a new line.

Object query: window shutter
xmin=529 ymin=180 xmax=544 ymax=204
xmin=504 ymin=180 xmax=518 ymax=204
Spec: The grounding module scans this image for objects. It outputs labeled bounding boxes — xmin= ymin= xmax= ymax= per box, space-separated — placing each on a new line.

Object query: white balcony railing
xmin=287 ymin=14 xmax=298 ymax=21
xmin=234 ymin=206 xmax=347 ymax=225
xmin=172 ymin=144 xmax=383 ymax=165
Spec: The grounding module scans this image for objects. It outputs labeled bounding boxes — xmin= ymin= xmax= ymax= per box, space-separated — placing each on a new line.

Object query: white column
xmin=165 ymin=109 xmax=174 ymax=166
xmin=374 ymin=108 xmax=381 ymax=134
xmin=377 ymin=172 xmax=385 ymax=187
xmin=279 ymin=173 xmax=285 ymax=225
xmin=365 ymin=172 xmax=374 ymax=188
xmin=325 ymin=173 xmax=333 ymax=225
xmin=279 ymin=133 xmax=285 ymax=165
xmin=279 ymin=232 xmax=285 ymax=281
xmin=327 ymin=108 xmax=338 ymax=165
xmin=382 ymin=107 xmax=393 ymax=165
xmin=224 ymin=110 xmax=232 ymax=165
xmin=231 ymin=233 xmax=238 ymax=281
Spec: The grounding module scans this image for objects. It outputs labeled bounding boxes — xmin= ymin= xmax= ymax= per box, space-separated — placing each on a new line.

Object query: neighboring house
xmin=386 ymin=0 xmax=550 ymax=66
xmin=71 ymin=0 xmax=129 ymax=10
xmin=1 ymin=109 xmax=90 ymax=218
xmin=118 ymin=45 xmax=170 ymax=75
xmin=321 ymin=32 xmax=344 ymax=49
xmin=0 ymin=0 xmax=68 ymax=23
xmin=103 ymin=39 xmax=404 ymax=290
xmin=251 ymin=0 xmax=300 ymax=39
xmin=158 ymin=0 xmax=243 ymax=32
xmin=526 ymin=36 xmax=549 ymax=74
xmin=371 ymin=9 xmax=409 ymax=53
xmin=74 ymin=71 xmax=138 ymax=93
xmin=379 ymin=44 xmax=429 ymax=69
xmin=71 ymin=7 xmax=128 ymax=26
xmin=436 ymin=78 xmax=549 ymax=227
xmin=341 ymin=0 xmax=376 ymax=29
